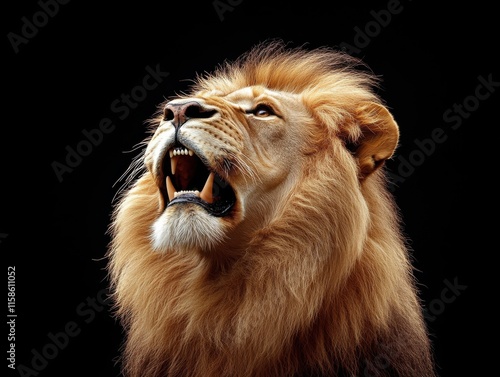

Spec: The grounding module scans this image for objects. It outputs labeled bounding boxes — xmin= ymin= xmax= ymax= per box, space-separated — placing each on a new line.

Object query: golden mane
xmin=108 ymin=40 xmax=436 ymax=377
xmin=191 ymin=42 xmax=380 ymax=140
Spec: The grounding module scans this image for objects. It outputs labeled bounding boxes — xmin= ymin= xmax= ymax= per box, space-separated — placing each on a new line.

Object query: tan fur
xmin=107 ymin=41 xmax=436 ymax=376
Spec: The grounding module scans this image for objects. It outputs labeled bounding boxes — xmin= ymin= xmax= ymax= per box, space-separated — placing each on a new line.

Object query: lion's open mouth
xmin=160 ymin=146 xmax=236 ymax=216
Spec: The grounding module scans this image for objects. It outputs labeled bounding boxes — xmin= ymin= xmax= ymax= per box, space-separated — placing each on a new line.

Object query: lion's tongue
xmin=166 ymin=172 xmax=214 ymax=203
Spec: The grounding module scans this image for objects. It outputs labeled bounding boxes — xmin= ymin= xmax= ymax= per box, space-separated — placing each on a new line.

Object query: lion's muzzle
xmin=153 ymin=100 xmax=237 ymax=217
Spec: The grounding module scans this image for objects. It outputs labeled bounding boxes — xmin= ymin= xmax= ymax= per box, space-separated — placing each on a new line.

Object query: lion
xmin=107 ymin=40 xmax=437 ymax=377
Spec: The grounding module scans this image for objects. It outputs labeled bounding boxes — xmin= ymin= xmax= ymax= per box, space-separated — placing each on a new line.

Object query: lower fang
xmin=200 ymin=172 xmax=214 ymax=203
xmin=166 ymin=176 xmax=176 ymax=202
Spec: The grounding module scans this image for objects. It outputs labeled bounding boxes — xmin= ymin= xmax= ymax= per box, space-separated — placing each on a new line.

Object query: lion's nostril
xmin=184 ymin=104 xmax=217 ymax=119
xmin=163 ymin=108 xmax=175 ymax=121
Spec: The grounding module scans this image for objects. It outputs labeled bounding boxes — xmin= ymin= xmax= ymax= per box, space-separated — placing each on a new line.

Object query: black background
xmin=2 ymin=1 xmax=497 ymax=376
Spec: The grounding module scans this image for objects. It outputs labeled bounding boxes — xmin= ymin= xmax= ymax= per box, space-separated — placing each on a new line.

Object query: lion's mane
xmin=107 ymin=41 xmax=436 ymax=377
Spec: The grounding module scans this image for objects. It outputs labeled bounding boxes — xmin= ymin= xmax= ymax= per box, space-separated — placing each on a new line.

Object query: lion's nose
xmin=164 ymin=101 xmax=217 ymax=128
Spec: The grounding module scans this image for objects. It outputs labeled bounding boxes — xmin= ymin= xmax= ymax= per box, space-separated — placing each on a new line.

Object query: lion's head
xmin=108 ymin=41 xmax=435 ymax=377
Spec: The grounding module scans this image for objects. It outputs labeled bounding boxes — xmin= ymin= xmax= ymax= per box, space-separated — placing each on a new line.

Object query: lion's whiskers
xmin=231 ymin=151 xmax=261 ymax=185
xmin=112 ymin=142 xmax=148 ymax=203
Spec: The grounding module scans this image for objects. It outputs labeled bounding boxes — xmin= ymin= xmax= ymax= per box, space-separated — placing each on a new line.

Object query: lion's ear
xmin=350 ymin=102 xmax=399 ymax=178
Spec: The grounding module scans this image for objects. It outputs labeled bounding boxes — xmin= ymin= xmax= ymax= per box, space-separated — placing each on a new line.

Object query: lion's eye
xmin=251 ymin=104 xmax=275 ymax=117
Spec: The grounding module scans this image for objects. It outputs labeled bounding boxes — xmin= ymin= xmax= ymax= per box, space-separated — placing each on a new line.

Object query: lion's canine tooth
xmin=169 ymin=149 xmax=195 ymax=175
xmin=166 ymin=176 xmax=176 ymax=202
xmin=171 ymin=156 xmax=177 ymax=175
xmin=200 ymin=172 xmax=214 ymax=203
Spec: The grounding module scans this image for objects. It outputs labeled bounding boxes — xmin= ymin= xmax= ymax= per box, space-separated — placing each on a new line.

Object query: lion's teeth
xmin=173 ymin=190 xmax=200 ymax=198
xmin=171 ymin=148 xmax=192 ymax=156
xmin=166 ymin=176 xmax=176 ymax=202
xmin=200 ymin=172 xmax=214 ymax=203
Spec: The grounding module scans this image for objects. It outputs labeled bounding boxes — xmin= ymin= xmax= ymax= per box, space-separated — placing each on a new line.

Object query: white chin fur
xmin=151 ymin=206 xmax=226 ymax=252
